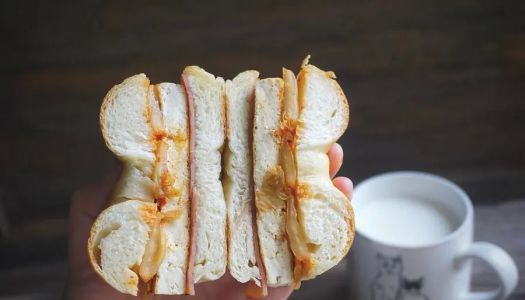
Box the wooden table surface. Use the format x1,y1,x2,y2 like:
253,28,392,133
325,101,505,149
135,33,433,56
0,0,524,299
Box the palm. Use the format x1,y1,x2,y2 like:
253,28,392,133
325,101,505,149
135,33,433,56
65,144,351,299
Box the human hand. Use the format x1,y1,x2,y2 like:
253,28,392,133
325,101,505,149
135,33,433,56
65,143,352,300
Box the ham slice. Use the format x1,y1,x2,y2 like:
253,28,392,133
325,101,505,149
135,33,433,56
138,214,166,282
248,87,268,298
182,73,197,295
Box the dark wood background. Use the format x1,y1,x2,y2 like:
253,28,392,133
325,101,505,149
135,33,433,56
1,0,524,298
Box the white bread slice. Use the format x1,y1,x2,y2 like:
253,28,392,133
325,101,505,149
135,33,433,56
253,78,294,287
100,74,155,204
223,71,263,284
100,74,154,161
182,66,227,283
153,83,190,294
294,62,354,279
90,75,190,295
88,200,158,295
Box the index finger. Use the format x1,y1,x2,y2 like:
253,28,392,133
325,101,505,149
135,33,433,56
328,143,344,178
70,163,122,221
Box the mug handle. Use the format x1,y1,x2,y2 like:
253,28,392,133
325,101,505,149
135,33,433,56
455,242,519,300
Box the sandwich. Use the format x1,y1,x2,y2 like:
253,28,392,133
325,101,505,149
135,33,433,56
253,58,353,291
87,57,354,297
88,75,192,295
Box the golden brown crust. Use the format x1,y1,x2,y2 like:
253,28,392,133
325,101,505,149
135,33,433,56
88,206,111,285
342,197,355,257
87,220,102,280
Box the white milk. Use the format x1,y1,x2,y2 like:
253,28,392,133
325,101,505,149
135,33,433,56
356,197,459,246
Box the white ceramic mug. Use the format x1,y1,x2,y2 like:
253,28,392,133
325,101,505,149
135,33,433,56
348,171,519,300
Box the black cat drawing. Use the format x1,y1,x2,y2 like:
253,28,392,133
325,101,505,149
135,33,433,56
400,277,429,300
370,253,429,300
370,253,403,300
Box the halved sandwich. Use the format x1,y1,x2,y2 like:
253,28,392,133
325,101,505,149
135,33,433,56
252,57,354,288
222,58,354,294
88,67,228,295
88,74,191,295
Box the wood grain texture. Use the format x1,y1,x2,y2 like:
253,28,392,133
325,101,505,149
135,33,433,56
0,0,524,297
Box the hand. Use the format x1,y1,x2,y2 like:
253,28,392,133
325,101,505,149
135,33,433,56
65,143,352,300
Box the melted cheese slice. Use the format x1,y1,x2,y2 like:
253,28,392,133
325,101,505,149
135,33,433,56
281,68,313,287
139,213,166,282
138,84,184,285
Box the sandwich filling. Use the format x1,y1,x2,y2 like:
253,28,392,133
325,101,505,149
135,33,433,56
279,69,313,288
138,84,184,288
181,74,197,295
245,78,269,298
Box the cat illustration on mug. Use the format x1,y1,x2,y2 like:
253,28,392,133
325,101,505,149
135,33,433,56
400,277,428,300
371,253,429,300
371,253,403,300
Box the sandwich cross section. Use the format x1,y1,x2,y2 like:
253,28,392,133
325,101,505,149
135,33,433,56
253,58,354,289
87,59,355,297
88,74,191,295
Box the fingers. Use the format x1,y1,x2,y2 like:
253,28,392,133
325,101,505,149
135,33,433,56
70,163,122,221
68,164,122,271
333,177,353,200
328,143,343,178
266,285,294,300
328,143,352,200
178,273,293,300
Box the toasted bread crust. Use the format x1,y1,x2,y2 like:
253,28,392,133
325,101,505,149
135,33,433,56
342,197,355,256
87,221,104,288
